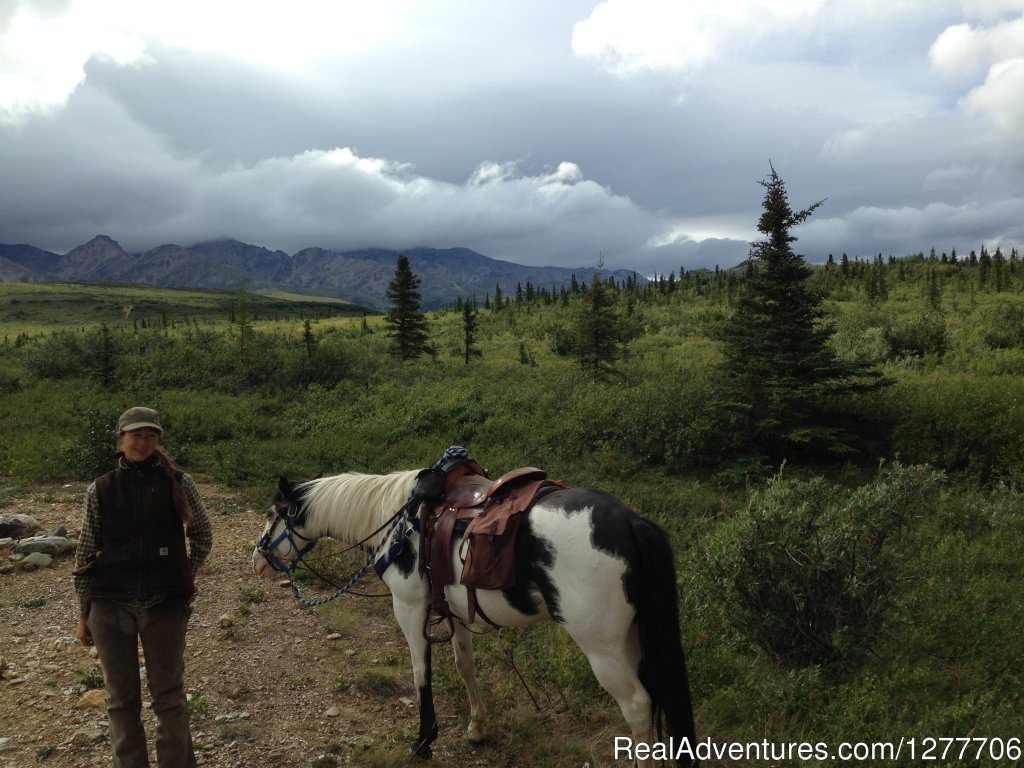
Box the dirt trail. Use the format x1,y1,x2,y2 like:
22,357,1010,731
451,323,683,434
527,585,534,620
0,482,499,768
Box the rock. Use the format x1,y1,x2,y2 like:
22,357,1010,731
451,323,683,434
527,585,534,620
14,536,75,557
325,706,340,717
49,524,68,538
19,552,53,569
325,632,342,641
76,689,107,710
218,614,234,628
214,711,251,722
0,514,42,539
71,726,105,745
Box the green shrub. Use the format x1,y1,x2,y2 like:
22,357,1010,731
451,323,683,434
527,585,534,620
187,689,209,717
885,374,1024,483
75,666,105,690
706,462,942,668
62,406,117,480
23,331,92,380
884,312,948,359
0,368,21,394
979,301,1024,349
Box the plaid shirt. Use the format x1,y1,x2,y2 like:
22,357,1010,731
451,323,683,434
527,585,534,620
74,470,213,616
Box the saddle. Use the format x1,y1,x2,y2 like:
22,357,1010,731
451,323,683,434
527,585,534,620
418,462,566,631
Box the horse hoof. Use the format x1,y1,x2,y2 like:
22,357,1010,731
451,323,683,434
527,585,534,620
412,744,432,760
467,724,486,744
412,723,439,759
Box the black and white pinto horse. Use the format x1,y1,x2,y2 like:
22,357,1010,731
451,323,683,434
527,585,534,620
252,469,697,767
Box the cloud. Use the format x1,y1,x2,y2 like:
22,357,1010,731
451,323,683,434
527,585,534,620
0,0,416,123
962,58,1024,135
800,196,1024,259
929,12,1024,138
0,86,659,266
1,0,1022,279
571,0,825,76
0,0,147,122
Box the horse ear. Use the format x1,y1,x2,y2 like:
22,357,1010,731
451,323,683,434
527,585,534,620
279,476,293,498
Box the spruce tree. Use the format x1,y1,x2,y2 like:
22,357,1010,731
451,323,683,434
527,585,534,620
462,301,479,365
384,255,429,360
302,318,317,357
719,165,889,464
574,266,621,378
233,281,253,354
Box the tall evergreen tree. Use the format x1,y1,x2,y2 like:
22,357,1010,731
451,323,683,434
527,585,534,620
574,266,621,378
718,165,889,464
233,281,253,354
302,318,317,357
462,301,479,365
384,255,429,360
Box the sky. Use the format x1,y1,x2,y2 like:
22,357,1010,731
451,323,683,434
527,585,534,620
1,0,1023,276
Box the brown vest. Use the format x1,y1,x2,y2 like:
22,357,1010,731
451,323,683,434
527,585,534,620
87,463,194,602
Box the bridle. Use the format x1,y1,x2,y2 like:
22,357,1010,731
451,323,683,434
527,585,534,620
256,490,420,608
256,500,317,575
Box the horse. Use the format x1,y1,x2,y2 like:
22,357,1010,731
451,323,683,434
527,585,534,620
251,466,697,767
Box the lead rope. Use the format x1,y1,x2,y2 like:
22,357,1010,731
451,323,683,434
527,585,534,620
287,503,413,608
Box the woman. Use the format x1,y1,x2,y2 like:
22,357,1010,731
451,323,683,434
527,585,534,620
74,406,213,768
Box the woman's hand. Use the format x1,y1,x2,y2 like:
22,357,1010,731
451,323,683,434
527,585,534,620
77,616,93,647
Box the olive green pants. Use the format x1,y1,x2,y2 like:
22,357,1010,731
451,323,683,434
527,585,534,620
87,598,196,768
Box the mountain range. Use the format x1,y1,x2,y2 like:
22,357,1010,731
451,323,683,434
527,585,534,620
0,236,644,310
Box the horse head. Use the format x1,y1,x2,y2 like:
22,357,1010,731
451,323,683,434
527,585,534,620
251,476,317,578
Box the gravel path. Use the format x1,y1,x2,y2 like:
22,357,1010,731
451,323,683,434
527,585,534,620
0,482,499,768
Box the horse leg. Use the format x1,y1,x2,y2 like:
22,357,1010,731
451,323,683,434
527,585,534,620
391,594,439,758
577,626,657,767
451,620,486,743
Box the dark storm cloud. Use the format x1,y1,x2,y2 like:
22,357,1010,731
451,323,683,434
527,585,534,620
1,0,1022,273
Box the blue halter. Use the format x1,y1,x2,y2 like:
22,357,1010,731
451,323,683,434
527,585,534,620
257,505,317,574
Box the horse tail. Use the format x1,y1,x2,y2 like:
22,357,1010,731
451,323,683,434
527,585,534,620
632,517,698,768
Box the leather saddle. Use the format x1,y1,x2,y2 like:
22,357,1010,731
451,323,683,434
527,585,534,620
418,464,566,631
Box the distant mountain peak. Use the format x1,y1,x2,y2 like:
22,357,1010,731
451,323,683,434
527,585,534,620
1,236,647,309
84,234,122,248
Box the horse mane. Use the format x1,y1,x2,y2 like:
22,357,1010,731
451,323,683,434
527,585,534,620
300,470,419,545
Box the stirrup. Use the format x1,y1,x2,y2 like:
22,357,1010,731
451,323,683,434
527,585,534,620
423,609,454,644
